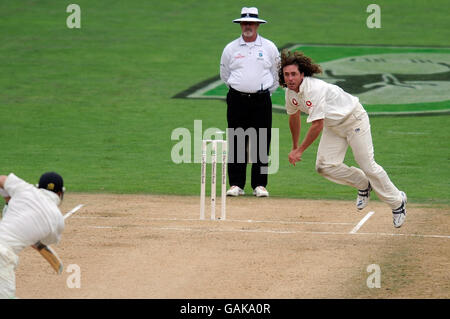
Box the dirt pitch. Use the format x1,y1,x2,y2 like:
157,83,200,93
15,193,450,299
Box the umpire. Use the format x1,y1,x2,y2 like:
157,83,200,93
220,7,279,197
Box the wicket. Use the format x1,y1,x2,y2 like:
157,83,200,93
200,139,227,220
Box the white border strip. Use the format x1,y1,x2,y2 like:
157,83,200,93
187,79,224,98
349,211,375,234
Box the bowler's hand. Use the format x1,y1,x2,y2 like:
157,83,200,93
288,148,303,166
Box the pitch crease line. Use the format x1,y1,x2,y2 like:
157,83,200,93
74,216,352,226
145,226,450,239
350,211,375,234
88,226,119,229
225,218,352,226
355,232,450,239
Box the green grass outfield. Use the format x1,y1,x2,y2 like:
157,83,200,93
0,0,449,205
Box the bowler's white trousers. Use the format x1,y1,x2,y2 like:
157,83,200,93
0,243,18,299
315,103,403,209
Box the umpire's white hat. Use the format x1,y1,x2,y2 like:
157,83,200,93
233,7,267,24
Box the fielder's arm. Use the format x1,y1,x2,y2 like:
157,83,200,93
30,205,84,273
0,176,10,218
0,176,10,201
32,242,63,274
0,175,6,189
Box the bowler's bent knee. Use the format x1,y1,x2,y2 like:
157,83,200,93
315,162,334,177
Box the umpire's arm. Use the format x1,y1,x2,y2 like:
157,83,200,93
220,46,231,85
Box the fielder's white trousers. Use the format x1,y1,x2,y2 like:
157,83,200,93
315,103,403,210
0,243,18,299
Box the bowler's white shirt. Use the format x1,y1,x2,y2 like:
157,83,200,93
285,77,359,122
220,35,279,93
0,174,64,255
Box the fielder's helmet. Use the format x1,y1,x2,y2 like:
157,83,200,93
38,172,65,194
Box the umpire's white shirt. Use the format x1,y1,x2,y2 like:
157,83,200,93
0,173,64,255
220,35,279,93
285,77,360,123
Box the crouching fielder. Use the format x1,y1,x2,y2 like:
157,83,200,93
0,172,65,298
279,50,407,228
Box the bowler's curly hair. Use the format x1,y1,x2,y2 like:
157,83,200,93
278,50,322,87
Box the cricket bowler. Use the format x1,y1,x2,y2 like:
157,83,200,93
279,50,407,228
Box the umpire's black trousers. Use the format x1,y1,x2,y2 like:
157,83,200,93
226,87,272,190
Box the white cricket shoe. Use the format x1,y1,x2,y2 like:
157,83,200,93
226,186,245,197
253,186,269,197
356,183,372,210
392,191,407,228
